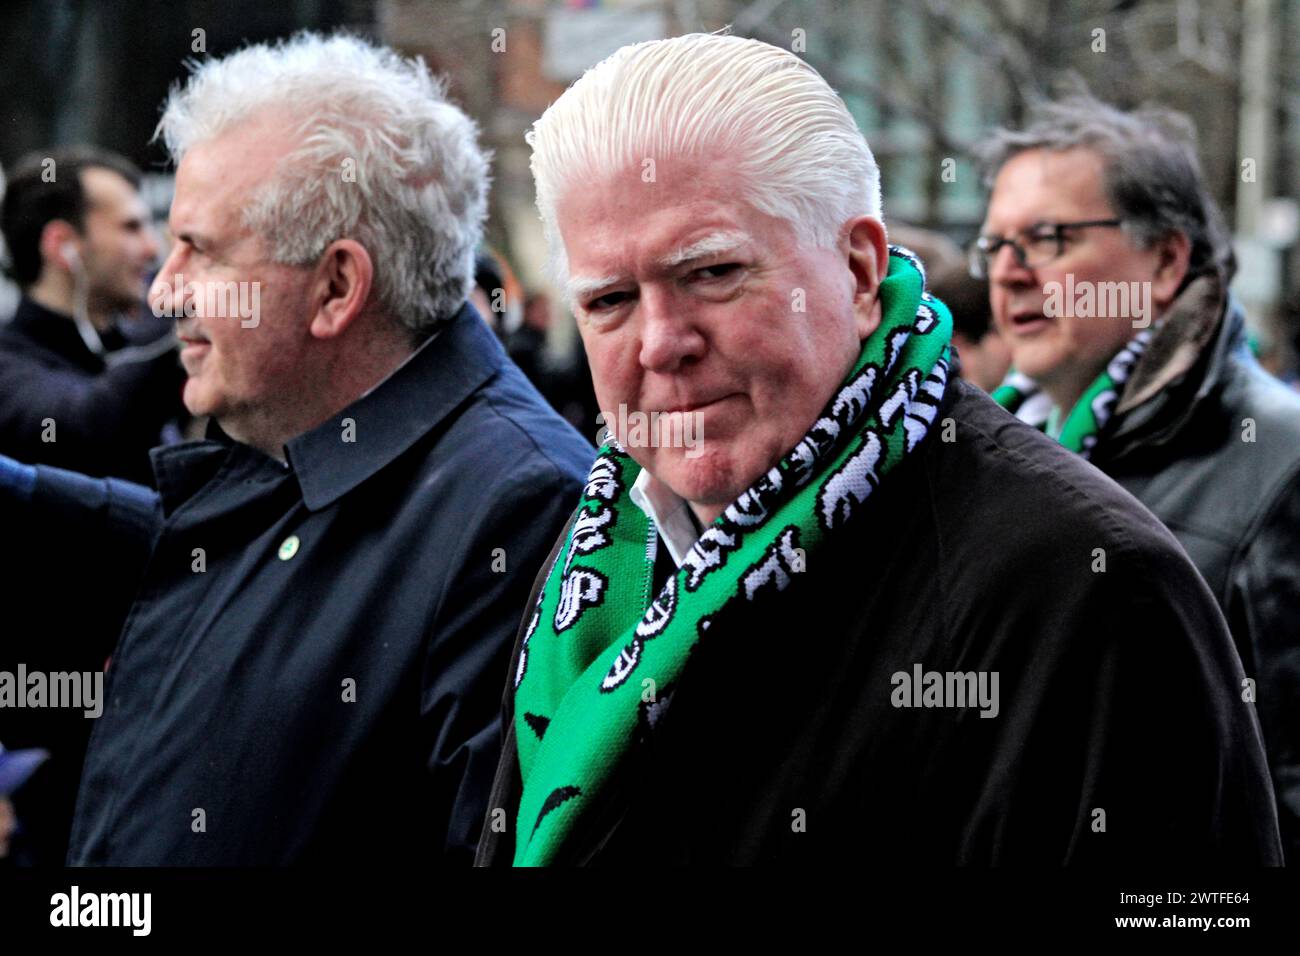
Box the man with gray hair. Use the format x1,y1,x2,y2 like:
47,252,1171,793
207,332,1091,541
975,94,1300,860
0,32,592,865
475,33,1281,866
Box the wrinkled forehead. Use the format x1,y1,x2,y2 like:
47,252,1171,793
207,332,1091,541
553,152,783,262
554,159,794,287
984,147,1112,229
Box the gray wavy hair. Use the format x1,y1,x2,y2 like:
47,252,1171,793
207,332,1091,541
974,93,1235,284
156,32,490,337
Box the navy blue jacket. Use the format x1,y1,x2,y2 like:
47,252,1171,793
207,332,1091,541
5,304,593,865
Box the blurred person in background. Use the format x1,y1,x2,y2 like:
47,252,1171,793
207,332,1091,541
0,147,185,866
929,262,1010,392
506,289,553,390
470,245,523,340
0,147,185,486
472,249,600,441
885,223,1009,391
976,94,1300,860
509,286,600,441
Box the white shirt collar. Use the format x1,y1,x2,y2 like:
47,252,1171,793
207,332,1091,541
628,468,700,567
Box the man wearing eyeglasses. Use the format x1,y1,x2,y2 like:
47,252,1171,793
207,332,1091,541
975,94,1300,862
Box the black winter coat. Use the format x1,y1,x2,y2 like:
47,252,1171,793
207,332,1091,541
0,297,185,485
476,381,1283,865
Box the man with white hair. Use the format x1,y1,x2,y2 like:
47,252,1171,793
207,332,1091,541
0,33,592,865
475,33,1281,865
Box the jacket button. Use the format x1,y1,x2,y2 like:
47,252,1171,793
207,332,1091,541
278,535,300,561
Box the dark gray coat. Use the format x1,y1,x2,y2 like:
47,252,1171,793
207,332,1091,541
1093,301,1300,862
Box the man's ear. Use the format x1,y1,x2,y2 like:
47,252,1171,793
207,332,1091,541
1151,230,1192,310
845,216,889,341
309,239,374,339
38,220,81,274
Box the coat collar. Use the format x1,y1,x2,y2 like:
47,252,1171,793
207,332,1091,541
8,295,107,372
286,302,506,511
151,302,506,514
1101,279,1247,457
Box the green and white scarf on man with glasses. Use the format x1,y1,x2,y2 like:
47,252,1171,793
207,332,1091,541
992,327,1154,458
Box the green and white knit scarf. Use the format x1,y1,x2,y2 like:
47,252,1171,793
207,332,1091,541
511,248,953,866
992,327,1154,458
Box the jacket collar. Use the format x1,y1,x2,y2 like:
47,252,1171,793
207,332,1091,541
150,302,505,514
286,302,505,511
1101,276,1246,457
8,295,107,372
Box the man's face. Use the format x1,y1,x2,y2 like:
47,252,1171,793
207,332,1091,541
153,116,318,434
78,167,160,313
982,148,1167,396
557,157,874,513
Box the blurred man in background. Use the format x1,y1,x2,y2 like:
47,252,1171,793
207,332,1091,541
0,147,184,485
470,246,523,341
0,148,184,866
929,262,1009,392
976,94,1300,860
884,224,1010,393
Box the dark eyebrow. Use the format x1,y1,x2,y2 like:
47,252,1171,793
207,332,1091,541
981,221,1057,239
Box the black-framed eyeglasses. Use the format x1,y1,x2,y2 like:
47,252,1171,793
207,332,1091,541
967,219,1124,279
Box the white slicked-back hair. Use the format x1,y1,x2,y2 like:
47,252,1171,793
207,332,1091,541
157,32,490,337
528,32,882,282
